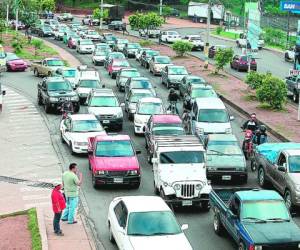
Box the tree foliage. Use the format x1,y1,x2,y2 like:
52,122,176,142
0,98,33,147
256,74,287,110
172,40,193,57
40,0,55,11
93,8,108,20
214,48,234,73
128,12,164,33
245,71,270,89
31,39,43,56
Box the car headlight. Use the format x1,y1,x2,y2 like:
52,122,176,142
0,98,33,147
296,185,300,192
163,182,169,187
128,170,138,175
49,97,58,102
74,141,87,146
98,170,107,175
207,166,216,171
195,127,204,135
115,111,123,118
298,243,300,249
225,128,232,134
254,246,262,250
71,95,79,101
173,184,181,190
195,183,202,190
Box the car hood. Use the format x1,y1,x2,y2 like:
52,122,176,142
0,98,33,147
88,106,121,115
70,131,106,142
7,59,26,65
135,114,151,124
128,233,192,250
206,154,246,168
159,163,207,183
289,173,300,185
93,55,106,60
77,87,95,95
169,75,187,81
93,156,139,171
196,122,231,133
244,221,300,244
80,45,95,49
154,63,173,69
48,90,76,97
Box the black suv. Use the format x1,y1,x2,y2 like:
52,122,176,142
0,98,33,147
37,77,80,113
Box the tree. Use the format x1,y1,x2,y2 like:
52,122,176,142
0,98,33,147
40,0,55,11
214,48,234,73
172,40,193,57
0,19,6,44
256,74,287,110
93,8,109,23
128,12,163,35
162,6,172,17
31,39,43,56
245,71,269,89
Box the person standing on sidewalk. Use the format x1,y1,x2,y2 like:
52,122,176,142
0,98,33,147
51,183,66,236
61,163,83,224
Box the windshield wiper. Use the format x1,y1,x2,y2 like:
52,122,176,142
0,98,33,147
207,149,229,156
243,217,267,223
266,218,290,222
148,232,177,236
128,233,147,236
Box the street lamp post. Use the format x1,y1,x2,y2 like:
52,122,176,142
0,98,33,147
100,0,103,30
160,0,163,16
204,0,211,69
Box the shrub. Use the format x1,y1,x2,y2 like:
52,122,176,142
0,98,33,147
214,48,234,73
245,71,268,89
171,40,193,57
256,74,287,110
264,27,287,49
31,39,43,56
12,38,23,54
216,26,223,35
139,40,154,46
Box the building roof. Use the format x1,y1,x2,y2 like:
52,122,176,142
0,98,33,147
152,114,182,124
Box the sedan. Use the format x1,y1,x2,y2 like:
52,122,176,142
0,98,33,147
76,39,95,54
108,20,123,30
104,52,125,69
123,43,141,58
113,38,129,52
92,50,107,66
140,50,160,69
6,53,28,72
108,196,192,250
38,25,53,37
107,59,130,79
161,65,189,89
116,68,141,91
178,75,206,96
149,55,172,76
60,114,106,154
183,35,204,51
230,55,257,72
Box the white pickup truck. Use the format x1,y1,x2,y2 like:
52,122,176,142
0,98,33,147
151,135,212,210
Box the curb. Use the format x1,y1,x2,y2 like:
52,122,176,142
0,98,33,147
36,207,49,250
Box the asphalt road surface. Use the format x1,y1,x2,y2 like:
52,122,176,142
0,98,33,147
2,35,299,250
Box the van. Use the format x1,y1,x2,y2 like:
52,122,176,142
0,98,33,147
0,81,6,112
0,45,6,72
189,97,234,140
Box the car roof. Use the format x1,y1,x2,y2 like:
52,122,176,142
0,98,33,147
191,84,212,89
131,77,149,81
120,67,137,72
118,196,171,213
194,97,225,109
95,134,130,142
138,97,162,103
236,190,283,201
46,76,65,82
131,88,153,94
207,134,238,141
168,65,185,69
152,114,182,124
45,57,62,61
69,114,97,121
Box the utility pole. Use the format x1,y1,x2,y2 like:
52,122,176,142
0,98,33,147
159,0,163,16
204,0,211,69
287,11,290,48
100,0,103,30
6,4,9,28
15,8,18,31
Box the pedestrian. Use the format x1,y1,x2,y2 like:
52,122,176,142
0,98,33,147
122,22,128,35
61,163,83,224
51,183,66,236
158,32,162,45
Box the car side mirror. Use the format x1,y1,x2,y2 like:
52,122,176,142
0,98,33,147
120,103,125,107
136,150,141,155
73,87,77,90
229,115,234,121
181,224,189,231
152,158,158,164
278,164,287,172
65,128,70,132
2,90,6,96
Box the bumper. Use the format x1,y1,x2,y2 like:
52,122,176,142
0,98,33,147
238,64,257,71
53,101,80,111
8,65,27,71
93,175,140,185
98,117,123,129
72,145,88,154
94,59,105,64
164,195,209,207
207,171,247,181
79,49,93,54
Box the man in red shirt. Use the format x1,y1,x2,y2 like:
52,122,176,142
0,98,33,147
51,183,66,236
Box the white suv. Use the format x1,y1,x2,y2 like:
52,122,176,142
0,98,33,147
161,31,181,43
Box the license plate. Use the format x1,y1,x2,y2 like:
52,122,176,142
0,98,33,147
113,178,123,183
222,175,231,180
182,200,193,206
103,120,110,124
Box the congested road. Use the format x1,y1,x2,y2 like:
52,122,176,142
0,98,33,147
2,31,300,250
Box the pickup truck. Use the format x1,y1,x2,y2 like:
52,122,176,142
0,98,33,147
210,188,300,250
285,75,300,102
31,58,65,77
252,142,300,211
151,135,211,210
88,134,141,188
139,28,160,38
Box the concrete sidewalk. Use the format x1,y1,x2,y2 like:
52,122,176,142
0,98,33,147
0,87,94,250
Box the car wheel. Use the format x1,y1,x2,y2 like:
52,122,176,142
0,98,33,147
69,142,75,155
131,182,140,189
293,90,299,103
60,132,65,143
284,190,293,211
238,241,246,250
44,103,51,113
201,201,210,212
6,65,10,72
213,213,224,236
34,68,39,77
37,94,43,105
154,181,159,195
108,223,115,243
48,71,52,77
92,174,97,188
258,167,267,188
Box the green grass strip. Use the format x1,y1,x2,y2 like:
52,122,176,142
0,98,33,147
28,208,42,250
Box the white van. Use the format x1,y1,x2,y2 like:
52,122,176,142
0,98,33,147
189,97,234,139
0,82,6,112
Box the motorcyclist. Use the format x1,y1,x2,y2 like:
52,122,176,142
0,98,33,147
254,125,268,145
167,88,180,114
183,93,193,112
60,99,74,119
242,113,259,132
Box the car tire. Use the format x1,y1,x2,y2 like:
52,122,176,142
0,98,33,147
285,53,290,62
92,174,97,189
37,94,43,106
48,71,52,77
6,65,11,72
238,241,246,250
293,90,299,103
69,142,75,155
131,182,140,189
34,68,39,77
108,223,115,243
44,103,51,113
60,132,65,143
201,201,210,212
213,213,224,236
74,106,80,113
284,190,293,211
258,167,267,188
154,181,159,195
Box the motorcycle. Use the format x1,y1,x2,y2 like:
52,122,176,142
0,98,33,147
242,129,254,160
167,101,178,115
58,98,74,120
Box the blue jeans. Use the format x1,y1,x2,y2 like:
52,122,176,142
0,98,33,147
62,196,78,223
53,212,62,233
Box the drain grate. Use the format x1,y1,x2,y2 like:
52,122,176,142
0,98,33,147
0,175,55,189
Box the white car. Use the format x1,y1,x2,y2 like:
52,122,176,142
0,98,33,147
134,97,164,135
92,50,107,66
83,30,101,41
60,114,106,154
285,47,295,62
76,77,102,104
107,196,192,250
55,67,78,88
76,39,95,54
161,31,181,43
183,35,204,51
135,48,151,62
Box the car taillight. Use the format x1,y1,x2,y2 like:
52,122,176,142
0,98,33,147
248,245,254,250
251,60,256,65
239,59,247,64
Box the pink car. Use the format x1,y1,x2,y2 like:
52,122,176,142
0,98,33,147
107,59,130,79
6,53,27,72
88,134,141,188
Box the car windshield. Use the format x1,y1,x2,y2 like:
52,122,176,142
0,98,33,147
131,80,152,89
128,44,140,49
168,31,178,36
79,80,100,88
241,56,248,61
146,51,159,57
169,67,188,75
191,88,218,98
95,140,134,157
72,120,103,132
207,142,242,155
6,53,19,61
160,151,204,163
137,102,163,115
198,109,229,123
48,81,71,91
153,127,185,136
190,37,202,41
95,51,106,56
90,96,118,107
187,78,205,84
63,70,76,78
127,211,181,236
121,70,140,78
130,93,153,103
118,39,128,44
47,60,64,66
288,156,300,173
81,40,93,45
111,53,125,59
241,200,290,222
113,60,129,67
155,57,171,64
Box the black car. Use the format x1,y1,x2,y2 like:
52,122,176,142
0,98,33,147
37,77,80,113
108,20,123,30
38,25,53,37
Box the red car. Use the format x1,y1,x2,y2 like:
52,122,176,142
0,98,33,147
67,36,80,49
230,55,257,72
6,53,28,72
88,134,141,188
107,59,130,79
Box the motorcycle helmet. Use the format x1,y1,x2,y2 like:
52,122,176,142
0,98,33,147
259,125,267,133
170,88,175,93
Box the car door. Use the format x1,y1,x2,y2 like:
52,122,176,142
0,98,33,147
41,79,48,101
226,196,240,242
144,117,152,149
112,201,128,250
63,118,72,144
273,153,287,193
